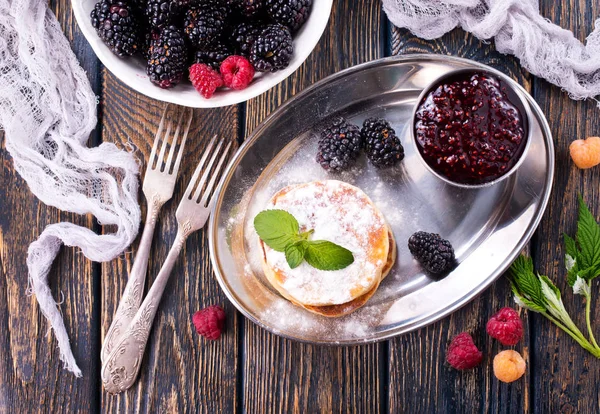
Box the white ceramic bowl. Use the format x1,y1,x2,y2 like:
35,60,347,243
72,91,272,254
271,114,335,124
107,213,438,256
72,1,333,108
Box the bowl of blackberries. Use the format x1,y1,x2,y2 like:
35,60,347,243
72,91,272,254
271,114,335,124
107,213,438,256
72,0,332,107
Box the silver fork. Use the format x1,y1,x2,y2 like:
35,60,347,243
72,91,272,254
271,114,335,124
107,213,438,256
100,105,193,363
101,135,233,394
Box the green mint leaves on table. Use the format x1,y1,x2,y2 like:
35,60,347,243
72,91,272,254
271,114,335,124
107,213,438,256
254,209,354,271
510,195,600,358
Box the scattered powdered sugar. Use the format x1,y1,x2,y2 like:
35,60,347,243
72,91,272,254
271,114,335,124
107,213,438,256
263,180,387,306
369,181,403,227
261,298,329,334
236,132,399,340
259,294,385,341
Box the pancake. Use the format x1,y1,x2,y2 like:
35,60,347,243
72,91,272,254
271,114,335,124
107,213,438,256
258,180,396,317
290,229,396,317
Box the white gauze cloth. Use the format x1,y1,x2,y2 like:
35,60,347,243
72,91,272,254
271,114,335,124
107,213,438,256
382,0,600,103
0,0,141,376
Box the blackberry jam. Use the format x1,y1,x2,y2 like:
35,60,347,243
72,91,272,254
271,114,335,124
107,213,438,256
414,71,527,185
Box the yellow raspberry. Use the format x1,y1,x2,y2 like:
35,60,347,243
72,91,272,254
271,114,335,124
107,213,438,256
493,350,526,383
570,137,600,169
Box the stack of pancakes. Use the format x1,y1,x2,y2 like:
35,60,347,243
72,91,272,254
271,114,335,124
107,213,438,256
258,180,396,317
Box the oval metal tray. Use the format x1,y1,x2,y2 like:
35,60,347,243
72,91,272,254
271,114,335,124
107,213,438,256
208,55,554,344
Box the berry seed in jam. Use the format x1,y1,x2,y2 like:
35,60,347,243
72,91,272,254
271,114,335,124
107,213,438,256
414,71,527,185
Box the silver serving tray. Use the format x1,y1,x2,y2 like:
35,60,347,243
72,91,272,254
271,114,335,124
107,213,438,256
208,55,554,344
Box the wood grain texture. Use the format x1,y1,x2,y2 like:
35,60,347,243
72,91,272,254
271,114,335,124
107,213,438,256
387,27,533,414
530,2,600,413
3,1,599,413
241,1,384,413
99,75,241,413
0,2,102,412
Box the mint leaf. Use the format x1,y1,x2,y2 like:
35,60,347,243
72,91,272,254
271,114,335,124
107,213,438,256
573,276,591,297
254,209,354,271
564,233,578,260
539,275,570,321
576,196,600,274
580,266,600,279
539,274,561,300
299,229,314,240
304,240,354,271
254,209,300,252
285,241,308,269
566,262,579,287
513,289,547,313
510,254,534,277
509,255,546,307
564,233,580,286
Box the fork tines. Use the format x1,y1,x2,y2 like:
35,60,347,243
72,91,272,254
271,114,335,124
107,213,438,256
185,134,233,207
148,105,193,175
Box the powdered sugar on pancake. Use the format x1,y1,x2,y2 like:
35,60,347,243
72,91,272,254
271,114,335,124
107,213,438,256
263,180,388,306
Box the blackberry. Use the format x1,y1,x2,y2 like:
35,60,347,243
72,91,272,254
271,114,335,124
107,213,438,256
90,0,141,57
316,117,363,172
408,231,456,275
362,117,404,169
194,42,232,70
229,0,265,17
250,24,293,72
140,25,161,60
184,5,229,47
230,22,261,57
147,26,188,89
127,0,146,13
197,0,230,8
145,0,190,28
265,0,311,31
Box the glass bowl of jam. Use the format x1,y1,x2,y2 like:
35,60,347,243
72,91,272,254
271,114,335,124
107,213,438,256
412,68,533,188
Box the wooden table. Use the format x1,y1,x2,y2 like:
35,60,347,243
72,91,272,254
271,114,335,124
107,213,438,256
1,0,599,412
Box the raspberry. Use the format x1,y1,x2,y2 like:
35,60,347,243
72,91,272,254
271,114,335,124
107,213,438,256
220,56,255,90
446,332,483,370
189,63,223,99
493,350,526,383
192,305,226,340
486,307,524,345
570,137,600,169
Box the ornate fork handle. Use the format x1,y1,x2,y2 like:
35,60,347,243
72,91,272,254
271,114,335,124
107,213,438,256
101,228,187,394
101,135,231,394
100,194,164,363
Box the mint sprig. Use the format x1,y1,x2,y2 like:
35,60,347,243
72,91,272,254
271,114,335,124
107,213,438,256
254,209,354,271
253,209,301,252
304,240,354,271
285,241,308,269
575,195,600,273
509,195,600,358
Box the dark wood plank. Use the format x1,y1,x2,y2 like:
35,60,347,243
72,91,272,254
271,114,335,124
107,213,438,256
99,75,241,412
241,1,385,413
531,2,600,413
388,27,533,413
0,2,102,412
